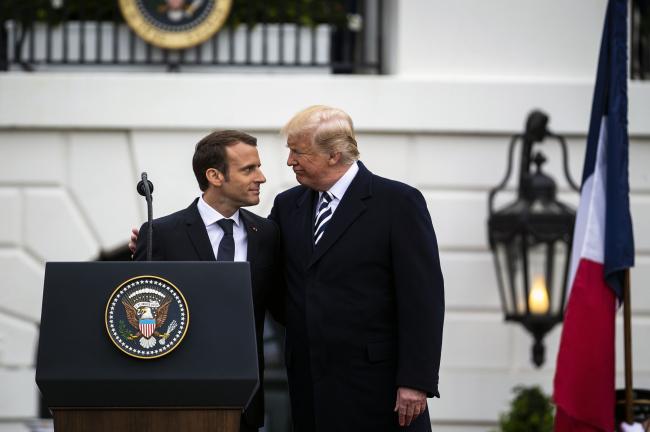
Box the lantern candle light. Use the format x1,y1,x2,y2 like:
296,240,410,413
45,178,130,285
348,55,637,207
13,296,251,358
529,276,550,315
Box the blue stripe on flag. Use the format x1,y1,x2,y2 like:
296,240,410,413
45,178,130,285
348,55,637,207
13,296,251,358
581,0,634,299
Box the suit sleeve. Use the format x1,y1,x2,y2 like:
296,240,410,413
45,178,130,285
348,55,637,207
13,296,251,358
133,221,166,261
391,187,444,398
265,219,287,326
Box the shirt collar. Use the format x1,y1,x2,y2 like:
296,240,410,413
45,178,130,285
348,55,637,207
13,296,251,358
197,195,241,227
323,161,359,201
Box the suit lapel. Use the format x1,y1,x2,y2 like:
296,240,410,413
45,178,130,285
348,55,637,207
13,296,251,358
307,162,372,269
240,209,259,263
184,199,217,261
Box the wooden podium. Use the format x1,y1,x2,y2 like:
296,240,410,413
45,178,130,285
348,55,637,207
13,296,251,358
36,262,260,432
52,408,240,432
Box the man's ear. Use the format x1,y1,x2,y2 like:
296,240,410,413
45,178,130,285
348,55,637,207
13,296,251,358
205,168,225,187
328,152,342,165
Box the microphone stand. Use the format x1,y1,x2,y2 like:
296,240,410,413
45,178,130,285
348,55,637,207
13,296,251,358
136,172,154,261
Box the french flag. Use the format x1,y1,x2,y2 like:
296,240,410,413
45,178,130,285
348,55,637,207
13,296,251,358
553,1,635,431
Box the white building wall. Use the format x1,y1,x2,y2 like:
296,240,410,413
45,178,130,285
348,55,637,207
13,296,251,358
0,1,649,431
387,0,608,79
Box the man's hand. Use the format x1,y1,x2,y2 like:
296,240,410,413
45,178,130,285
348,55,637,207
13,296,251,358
394,387,427,427
129,227,139,254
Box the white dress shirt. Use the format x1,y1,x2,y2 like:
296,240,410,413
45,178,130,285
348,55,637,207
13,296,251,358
197,196,248,261
317,161,359,216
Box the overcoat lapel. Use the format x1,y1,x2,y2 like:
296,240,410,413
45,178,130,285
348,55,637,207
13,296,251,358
183,199,217,261
294,187,317,266
307,162,372,269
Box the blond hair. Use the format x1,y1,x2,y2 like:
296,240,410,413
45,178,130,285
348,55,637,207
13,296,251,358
282,105,360,164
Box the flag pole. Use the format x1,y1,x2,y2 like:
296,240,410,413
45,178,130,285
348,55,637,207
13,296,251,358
623,268,633,424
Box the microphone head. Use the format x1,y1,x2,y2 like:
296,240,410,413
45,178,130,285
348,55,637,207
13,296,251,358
137,180,154,197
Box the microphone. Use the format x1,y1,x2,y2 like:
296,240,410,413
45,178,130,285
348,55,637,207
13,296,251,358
136,172,154,261
136,178,154,197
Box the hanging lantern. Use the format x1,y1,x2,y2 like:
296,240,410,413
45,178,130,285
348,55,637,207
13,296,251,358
487,110,579,367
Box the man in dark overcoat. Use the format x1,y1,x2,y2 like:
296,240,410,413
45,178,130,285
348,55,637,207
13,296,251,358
269,105,445,432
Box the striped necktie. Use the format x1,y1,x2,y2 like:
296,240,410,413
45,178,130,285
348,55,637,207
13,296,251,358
314,191,334,245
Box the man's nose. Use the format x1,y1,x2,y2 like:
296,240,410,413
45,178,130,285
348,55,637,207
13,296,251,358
287,152,296,166
257,169,267,184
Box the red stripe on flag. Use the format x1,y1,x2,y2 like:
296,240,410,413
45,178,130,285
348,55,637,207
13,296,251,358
553,259,616,432
555,407,603,432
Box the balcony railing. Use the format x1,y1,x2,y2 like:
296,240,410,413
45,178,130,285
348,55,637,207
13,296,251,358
0,0,383,73
632,0,650,80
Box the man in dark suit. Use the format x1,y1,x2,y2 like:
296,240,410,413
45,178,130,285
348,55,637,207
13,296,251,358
269,105,445,432
133,130,283,432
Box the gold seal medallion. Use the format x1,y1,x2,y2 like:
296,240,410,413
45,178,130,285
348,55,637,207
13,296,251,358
118,0,232,50
106,275,189,359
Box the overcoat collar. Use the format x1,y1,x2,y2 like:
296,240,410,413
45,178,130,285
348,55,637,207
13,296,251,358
293,188,318,264
306,161,373,268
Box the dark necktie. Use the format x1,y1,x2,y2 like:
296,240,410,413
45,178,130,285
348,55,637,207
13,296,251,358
314,192,333,245
216,219,235,261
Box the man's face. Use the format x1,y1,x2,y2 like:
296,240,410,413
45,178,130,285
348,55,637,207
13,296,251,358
220,142,266,207
286,135,331,191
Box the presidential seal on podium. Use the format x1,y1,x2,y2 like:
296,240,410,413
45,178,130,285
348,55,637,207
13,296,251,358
106,275,190,359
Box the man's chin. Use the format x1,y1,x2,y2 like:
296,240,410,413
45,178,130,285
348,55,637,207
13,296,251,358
295,175,310,187
242,196,260,207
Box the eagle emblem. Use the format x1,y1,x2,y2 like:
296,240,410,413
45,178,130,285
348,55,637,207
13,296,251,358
122,296,172,348
106,276,189,359
118,0,232,50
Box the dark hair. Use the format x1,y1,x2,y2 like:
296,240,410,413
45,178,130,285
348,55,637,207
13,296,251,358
192,130,257,191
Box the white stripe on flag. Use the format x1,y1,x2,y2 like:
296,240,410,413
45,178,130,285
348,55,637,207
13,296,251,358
567,117,608,297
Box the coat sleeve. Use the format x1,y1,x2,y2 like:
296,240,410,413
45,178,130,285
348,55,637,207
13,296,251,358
265,218,287,326
391,187,444,398
133,221,166,261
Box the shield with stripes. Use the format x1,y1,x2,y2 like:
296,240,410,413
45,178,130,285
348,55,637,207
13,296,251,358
107,275,190,359
139,318,156,338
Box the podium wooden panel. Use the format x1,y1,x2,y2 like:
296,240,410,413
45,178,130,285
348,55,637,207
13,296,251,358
52,408,241,432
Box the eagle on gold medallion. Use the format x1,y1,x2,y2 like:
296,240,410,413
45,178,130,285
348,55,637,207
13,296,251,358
118,0,232,50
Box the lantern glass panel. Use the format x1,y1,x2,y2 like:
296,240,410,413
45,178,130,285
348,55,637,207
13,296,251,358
524,239,570,317
495,239,525,316
527,241,551,315
550,241,569,314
